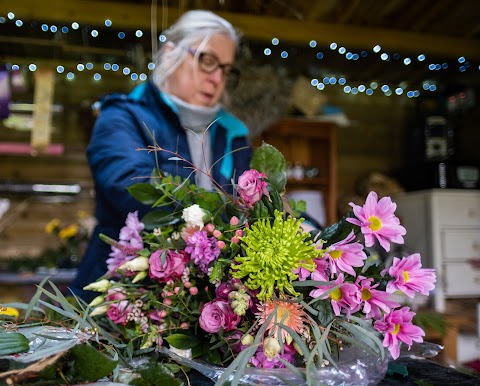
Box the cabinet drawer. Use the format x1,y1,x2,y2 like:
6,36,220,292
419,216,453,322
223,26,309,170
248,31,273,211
435,195,480,226
444,262,480,295
442,229,480,260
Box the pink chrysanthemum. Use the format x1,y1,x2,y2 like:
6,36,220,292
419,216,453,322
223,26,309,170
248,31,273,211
323,230,367,277
310,273,360,317
383,254,436,298
374,306,424,359
347,191,406,252
355,276,400,320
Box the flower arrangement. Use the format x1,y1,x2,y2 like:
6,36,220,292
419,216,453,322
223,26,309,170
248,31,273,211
78,143,436,384
0,144,436,385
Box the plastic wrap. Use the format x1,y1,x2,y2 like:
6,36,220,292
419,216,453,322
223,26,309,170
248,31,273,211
159,344,390,386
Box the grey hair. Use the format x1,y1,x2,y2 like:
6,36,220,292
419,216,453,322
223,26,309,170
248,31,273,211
151,10,240,89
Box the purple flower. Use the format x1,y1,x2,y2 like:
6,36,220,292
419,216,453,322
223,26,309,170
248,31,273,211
119,211,145,242
199,299,241,333
249,342,296,369
215,282,234,299
185,230,220,273
383,254,436,298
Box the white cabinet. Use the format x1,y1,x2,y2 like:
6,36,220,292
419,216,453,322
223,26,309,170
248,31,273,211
393,189,480,312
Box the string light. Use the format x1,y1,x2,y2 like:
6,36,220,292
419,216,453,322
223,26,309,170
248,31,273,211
1,11,477,98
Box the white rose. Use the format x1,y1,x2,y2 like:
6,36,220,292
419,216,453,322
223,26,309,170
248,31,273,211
182,204,208,228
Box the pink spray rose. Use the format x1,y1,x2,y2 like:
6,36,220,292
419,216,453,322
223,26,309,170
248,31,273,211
199,299,241,333
237,169,269,208
149,249,189,283
107,300,133,325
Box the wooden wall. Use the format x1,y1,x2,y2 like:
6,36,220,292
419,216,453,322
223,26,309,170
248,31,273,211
1,72,478,261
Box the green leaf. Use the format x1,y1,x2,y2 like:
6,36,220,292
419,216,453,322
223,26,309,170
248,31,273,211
0,332,29,355
133,361,181,386
318,211,358,246
164,333,201,350
313,299,334,326
250,143,287,193
141,210,181,230
205,347,222,365
70,343,118,381
127,183,162,205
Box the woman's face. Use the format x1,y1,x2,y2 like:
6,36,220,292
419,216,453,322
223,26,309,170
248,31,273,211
163,34,235,107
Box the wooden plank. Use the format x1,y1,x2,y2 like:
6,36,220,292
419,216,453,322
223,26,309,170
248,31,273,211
1,0,479,59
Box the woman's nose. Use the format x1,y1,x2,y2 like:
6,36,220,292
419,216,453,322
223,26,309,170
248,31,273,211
208,67,224,84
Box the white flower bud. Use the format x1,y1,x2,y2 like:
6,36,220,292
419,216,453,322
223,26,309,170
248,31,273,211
83,279,111,292
119,256,149,272
89,305,109,317
241,334,254,346
132,270,148,284
88,295,105,307
263,337,281,359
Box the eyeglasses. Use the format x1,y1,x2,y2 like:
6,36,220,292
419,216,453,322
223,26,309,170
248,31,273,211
187,47,240,88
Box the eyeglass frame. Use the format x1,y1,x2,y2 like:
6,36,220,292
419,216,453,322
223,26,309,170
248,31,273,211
186,47,240,88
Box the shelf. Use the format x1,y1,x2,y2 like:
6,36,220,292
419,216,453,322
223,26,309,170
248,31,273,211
253,118,337,225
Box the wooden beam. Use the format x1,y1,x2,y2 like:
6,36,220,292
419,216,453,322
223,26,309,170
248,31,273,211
1,0,479,59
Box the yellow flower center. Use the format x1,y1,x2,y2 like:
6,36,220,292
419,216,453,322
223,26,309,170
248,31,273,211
361,288,372,301
330,288,342,301
392,324,400,335
330,249,343,259
403,271,409,283
368,216,382,231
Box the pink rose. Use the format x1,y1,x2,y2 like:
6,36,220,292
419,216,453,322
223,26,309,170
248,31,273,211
199,299,241,333
105,287,127,302
107,300,132,325
237,169,269,208
149,249,189,283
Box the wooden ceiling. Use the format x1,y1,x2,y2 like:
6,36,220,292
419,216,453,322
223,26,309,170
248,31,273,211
1,0,480,88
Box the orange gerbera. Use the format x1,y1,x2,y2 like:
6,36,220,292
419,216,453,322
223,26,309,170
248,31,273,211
257,296,308,344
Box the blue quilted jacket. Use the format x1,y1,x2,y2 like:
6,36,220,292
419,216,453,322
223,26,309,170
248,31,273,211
70,81,251,300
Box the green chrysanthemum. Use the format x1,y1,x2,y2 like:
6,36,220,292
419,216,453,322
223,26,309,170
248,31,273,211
232,210,318,300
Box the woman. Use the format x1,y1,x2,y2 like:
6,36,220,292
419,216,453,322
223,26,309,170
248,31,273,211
70,10,251,301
